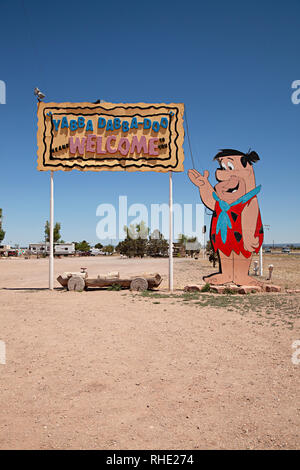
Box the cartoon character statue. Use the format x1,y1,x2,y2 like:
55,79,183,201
188,149,263,286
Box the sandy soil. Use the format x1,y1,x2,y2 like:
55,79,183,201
0,255,299,449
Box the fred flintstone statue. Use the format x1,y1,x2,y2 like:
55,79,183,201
188,149,263,286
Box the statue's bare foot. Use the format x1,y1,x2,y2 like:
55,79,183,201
233,275,263,287
203,273,232,285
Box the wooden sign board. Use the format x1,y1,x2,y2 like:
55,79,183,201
37,102,185,172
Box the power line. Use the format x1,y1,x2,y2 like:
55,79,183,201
184,108,196,169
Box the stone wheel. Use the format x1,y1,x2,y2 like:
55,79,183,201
130,277,148,291
67,275,85,292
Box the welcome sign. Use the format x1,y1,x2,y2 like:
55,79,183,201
37,102,185,172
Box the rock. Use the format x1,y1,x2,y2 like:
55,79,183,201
183,285,203,292
264,284,281,293
238,286,262,294
209,285,226,294
286,289,300,294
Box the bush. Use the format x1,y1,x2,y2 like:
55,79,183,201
223,287,235,295
201,283,211,292
107,283,122,291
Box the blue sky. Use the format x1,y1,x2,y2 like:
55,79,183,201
0,0,299,245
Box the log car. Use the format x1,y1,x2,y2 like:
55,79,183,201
57,271,162,292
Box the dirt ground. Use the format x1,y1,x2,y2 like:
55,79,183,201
0,254,299,449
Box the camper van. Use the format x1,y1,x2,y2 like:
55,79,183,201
54,243,76,255
29,242,75,256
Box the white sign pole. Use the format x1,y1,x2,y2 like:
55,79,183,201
259,245,263,277
49,170,54,290
169,171,173,291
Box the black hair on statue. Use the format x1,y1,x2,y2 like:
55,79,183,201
213,148,260,167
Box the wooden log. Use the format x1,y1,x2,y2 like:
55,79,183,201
96,271,120,280
58,272,162,290
148,273,162,287
67,276,85,292
86,278,131,288
63,271,87,279
57,275,68,287
130,277,148,291
107,271,120,278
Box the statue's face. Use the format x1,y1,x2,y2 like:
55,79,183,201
214,156,255,204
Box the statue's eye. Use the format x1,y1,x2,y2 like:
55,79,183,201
220,161,227,170
228,162,234,170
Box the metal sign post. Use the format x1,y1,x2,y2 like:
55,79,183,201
259,245,263,277
49,171,54,290
169,171,173,292
259,224,270,277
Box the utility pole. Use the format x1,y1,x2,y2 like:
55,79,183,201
260,224,270,276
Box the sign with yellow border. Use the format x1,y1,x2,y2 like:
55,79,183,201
37,102,184,172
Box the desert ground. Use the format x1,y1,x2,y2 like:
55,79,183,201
0,253,299,449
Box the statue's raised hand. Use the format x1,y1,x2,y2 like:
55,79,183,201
188,169,210,187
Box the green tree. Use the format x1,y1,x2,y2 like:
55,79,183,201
206,240,219,268
75,240,91,252
102,244,114,254
116,221,150,258
135,221,150,240
121,221,149,258
0,208,5,244
125,220,149,240
176,234,197,257
178,234,197,244
116,237,136,257
45,220,61,243
95,242,103,249
147,230,169,257
177,233,188,245
135,237,147,258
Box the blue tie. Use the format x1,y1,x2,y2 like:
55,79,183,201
212,185,261,244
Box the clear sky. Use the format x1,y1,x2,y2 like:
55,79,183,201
0,0,299,246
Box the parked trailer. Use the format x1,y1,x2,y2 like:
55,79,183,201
57,271,162,292
29,242,75,256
